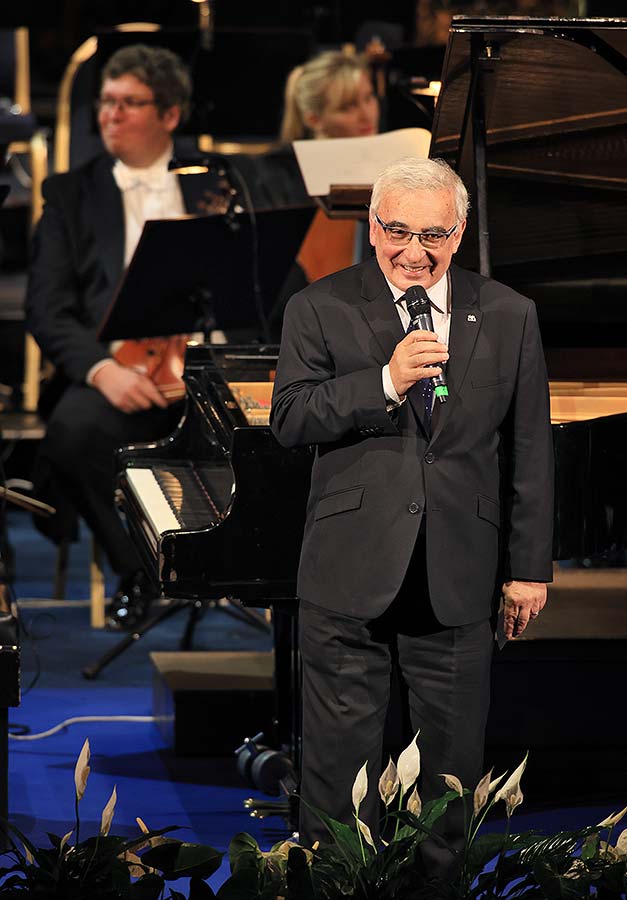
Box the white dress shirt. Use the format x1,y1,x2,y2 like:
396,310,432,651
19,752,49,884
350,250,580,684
381,271,451,404
86,144,185,384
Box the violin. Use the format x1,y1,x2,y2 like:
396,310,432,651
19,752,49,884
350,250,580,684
111,335,191,404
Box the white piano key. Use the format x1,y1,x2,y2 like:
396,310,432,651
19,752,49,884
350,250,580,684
126,468,181,536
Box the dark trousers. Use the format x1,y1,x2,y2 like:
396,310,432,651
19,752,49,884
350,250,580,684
298,537,494,866
38,384,183,575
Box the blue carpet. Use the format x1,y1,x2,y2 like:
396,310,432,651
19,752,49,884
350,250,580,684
5,508,625,894
7,508,282,893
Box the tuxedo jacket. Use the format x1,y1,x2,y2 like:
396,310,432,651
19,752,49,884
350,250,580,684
25,153,215,386
270,256,554,626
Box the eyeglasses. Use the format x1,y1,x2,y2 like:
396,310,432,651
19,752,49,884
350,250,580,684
374,213,458,248
95,96,157,113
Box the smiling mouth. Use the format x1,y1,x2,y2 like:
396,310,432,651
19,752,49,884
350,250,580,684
398,263,430,273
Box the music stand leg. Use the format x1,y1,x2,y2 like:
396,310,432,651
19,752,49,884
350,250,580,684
81,600,188,680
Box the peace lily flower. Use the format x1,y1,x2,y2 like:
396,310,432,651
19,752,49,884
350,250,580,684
473,768,493,817
440,773,464,797
351,761,369,813
495,752,528,817
397,732,421,792
407,785,422,817
597,804,627,829
378,757,400,807
356,817,375,849
74,738,90,801
616,829,627,856
60,831,73,852
100,785,117,836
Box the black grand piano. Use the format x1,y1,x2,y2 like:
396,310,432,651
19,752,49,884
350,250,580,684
117,343,312,604
431,15,627,560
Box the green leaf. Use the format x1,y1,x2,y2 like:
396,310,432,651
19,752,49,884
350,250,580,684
228,832,263,873
301,803,362,868
142,841,223,879
464,831,507,876
533,859,589,899
189,874,218,899
129,872,166,900
420,790,462,829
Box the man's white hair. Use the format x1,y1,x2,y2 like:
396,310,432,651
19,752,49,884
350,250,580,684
370,156,470,223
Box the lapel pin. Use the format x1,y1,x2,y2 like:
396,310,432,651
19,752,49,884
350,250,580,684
467,313,477,322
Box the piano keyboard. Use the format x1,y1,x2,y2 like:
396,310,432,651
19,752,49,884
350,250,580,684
126,464,232,539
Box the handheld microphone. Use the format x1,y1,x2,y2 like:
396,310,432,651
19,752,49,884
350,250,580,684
405,285,449,403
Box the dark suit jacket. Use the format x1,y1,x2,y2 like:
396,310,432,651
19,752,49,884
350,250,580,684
270,257,554,626
25,152,215,386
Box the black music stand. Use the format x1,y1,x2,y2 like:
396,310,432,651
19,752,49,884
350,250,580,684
99,205,315,344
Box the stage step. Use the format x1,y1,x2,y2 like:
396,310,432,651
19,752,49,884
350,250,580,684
151,650,275,756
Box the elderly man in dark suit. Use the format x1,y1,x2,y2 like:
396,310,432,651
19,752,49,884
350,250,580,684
270,156,554,858
26,44,215,628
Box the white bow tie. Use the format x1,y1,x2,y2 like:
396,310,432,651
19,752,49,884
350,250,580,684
113,160,172,193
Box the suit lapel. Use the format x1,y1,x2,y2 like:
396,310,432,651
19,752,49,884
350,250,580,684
357,258,430,437
431,264,482,440
358,257,404,366
89,157,124,288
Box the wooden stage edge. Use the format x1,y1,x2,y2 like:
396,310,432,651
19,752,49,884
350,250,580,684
521,563,627,641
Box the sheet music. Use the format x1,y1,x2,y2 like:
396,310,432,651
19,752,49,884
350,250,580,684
293,128,432,197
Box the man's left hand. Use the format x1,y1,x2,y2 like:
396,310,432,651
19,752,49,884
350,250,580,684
502,580,547,639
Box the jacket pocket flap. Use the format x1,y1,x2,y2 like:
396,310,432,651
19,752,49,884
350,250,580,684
314,486,365,521
477,494,501,528
471,375,509,389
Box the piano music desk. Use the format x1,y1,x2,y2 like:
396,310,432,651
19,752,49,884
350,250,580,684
550,381,627,424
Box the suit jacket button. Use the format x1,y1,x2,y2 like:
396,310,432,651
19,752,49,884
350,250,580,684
424,452,435,464
408,502,420,514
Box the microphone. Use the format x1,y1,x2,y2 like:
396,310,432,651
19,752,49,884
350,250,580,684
405,285,449,403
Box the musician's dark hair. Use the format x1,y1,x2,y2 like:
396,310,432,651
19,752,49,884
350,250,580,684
101,44,192,121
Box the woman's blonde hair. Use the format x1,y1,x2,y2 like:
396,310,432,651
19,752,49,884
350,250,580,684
279,49,371,143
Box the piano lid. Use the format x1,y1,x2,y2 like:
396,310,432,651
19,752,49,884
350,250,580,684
430,16,627,282
433,16,627,169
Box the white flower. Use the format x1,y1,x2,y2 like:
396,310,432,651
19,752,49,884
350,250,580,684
440,773,464,797
356,817,375,848
615,829,627,856
488,772,507,793
473,769,493,816
378,757,399,807
351,761,369,812
74,738,90,801
407,785,422,816
397,732,421,791
60,830,73,851
100,785,117,836
597,805,627,829
495,753,527,816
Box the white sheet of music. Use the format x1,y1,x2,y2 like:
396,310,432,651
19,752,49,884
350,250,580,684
293,127,432,198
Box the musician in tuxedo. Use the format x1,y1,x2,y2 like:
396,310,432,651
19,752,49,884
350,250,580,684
270,157,554,861
26,44,215,628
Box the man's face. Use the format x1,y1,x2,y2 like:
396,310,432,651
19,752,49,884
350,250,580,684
98,73,180,168
369,186,466,292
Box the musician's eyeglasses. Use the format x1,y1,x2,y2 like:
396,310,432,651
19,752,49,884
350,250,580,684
95,96,157,113
374,213,458,248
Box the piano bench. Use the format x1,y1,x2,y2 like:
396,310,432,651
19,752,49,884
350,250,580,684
151,650,275,757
